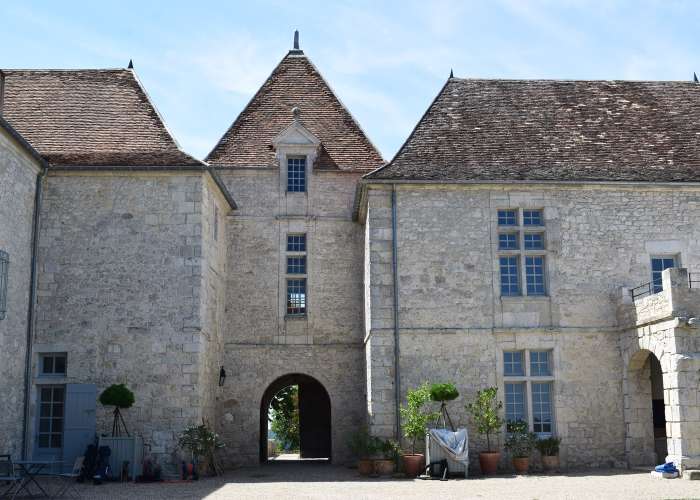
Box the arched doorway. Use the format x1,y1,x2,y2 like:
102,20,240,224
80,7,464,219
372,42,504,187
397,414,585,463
260,373,331,463
625,349,667,466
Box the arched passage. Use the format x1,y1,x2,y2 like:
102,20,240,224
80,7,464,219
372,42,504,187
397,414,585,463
624,349,667,466
260,373,332,463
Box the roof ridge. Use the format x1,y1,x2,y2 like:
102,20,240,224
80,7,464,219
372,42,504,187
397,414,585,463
451,77,700,84
2,68,129,73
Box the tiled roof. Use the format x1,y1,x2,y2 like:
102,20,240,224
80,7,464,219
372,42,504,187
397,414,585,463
1,69,202,167
206,51,384,171
366,78,700,182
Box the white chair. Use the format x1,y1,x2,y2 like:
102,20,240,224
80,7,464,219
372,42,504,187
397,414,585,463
53,456,84,498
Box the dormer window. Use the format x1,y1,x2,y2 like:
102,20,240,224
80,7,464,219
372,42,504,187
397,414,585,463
287,157,306,193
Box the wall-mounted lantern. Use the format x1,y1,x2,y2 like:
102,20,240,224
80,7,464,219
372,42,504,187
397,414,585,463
218,366,226,387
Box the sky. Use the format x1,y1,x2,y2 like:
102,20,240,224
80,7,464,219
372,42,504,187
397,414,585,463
2,1,699,161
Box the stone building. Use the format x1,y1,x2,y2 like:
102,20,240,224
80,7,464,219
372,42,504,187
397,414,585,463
1,38,700,475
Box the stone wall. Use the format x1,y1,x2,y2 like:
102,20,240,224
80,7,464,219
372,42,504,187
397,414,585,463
217,167,367,465
363,183,700,469
31,171,216,467
0,128,41,456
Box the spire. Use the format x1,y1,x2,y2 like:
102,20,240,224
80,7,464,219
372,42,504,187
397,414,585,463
127,59,133,69
290,30,303,55
450,68,454,78
694,72,698,83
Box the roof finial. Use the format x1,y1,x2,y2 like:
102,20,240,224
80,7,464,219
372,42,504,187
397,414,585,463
694,72,698,83
294,30,300,50
450,68,454,78
128,59,134,69
292,106,301,120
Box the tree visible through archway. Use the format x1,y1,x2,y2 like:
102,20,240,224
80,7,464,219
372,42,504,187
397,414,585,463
268,385,300,459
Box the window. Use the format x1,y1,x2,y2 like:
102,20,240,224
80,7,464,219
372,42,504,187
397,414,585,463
287,157,306,193
0,250,7,320
287,234,306,252
287,256,306,274
525,256,546,296
504,351,524,376
498,233,518,250
503,349,555,437
286,279,306,315
523,209,543,226
496,209,548,297
499,256,520,296
40,353,67,376
497,210,517,226
651,256,676,294
286,233,307,316
213,205,219,241
523,233,544,250
38,386,64,449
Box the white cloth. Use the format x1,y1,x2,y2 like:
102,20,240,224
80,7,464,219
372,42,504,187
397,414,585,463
428,428,469,463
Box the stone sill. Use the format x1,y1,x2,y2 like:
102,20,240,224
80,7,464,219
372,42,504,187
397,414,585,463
285,314,307,321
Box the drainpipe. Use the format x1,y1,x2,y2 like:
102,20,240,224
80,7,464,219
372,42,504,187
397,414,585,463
21,168,46,460
391,185,401,441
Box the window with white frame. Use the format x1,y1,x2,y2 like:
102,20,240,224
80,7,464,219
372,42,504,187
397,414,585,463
497,209,548,297
39,353,67,376
0,250,8,320
287,157,306,193
503,349,554,436
286,233,307,316
650,255,677,294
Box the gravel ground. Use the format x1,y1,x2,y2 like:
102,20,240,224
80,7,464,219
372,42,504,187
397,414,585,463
16,463,700,499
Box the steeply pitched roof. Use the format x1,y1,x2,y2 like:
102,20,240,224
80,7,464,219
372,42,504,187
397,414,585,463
366,78,700,182
206,51,384,171
0,115,47,168
1,69,202,167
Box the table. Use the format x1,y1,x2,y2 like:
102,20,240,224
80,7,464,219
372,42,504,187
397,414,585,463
12,460,62,498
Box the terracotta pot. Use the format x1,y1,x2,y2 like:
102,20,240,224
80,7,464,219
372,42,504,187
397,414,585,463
541,455,559,472
402,454,425,477
358,459,374,476
373,459,394,476
479,451,500,475
512,457,530,474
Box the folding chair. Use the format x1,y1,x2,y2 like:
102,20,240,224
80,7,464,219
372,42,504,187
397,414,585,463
53,456,84,498
0,455,22,500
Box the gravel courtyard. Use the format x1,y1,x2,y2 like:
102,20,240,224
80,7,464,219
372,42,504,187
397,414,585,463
23,463,700,499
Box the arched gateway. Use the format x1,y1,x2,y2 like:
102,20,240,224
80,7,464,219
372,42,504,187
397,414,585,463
259,374,332,462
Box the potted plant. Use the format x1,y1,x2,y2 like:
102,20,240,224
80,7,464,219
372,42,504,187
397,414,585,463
178,422,225,476
536,436,561,472
504,420,537,474
99,384,135,436
373,438,399,476
429,383,459,430
348,427,377,476
400,383,440,477
466,387,504,475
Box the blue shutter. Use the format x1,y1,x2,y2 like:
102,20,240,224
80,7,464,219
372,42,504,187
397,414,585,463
62,384,96,473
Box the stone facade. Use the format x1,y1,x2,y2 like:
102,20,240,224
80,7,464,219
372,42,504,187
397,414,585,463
0,127,42,456
362,183,700,470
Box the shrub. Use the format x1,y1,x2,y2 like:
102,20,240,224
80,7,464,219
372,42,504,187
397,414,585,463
178,423,225,475
465,387,504,452
400,383,440,454
504,420,537,458
536,436,561,456
429,383,459,403
347,427,377,459
99,384,135,408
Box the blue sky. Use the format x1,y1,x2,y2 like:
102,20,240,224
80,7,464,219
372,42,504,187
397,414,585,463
2,1,699,161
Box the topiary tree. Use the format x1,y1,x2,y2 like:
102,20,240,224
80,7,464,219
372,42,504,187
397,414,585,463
400,382,440,454
429,382,459,430
99,384,135,436
466,387,504,452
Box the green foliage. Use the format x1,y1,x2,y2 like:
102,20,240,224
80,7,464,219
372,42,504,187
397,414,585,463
504,420,537,458
535,436,561,456
466,387,504,452
269,386,300,451
429,383,459,403
99,384,135,409
347,427,378,459
400,382,440,454
378,438,401,461
178,423,225,465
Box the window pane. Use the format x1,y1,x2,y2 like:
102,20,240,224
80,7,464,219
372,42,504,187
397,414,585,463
651,257,676,294
505,382,526,425
498,233,518,250
497,210,517,226
500,256,520,296
525,256,546,296
40,403,51,417
38,435,49,448
53,387,64,402
287,256,306,274
523,233,544,250
523,210,543,226
287,158,306,193
39,418,51,433
50,433,62,449
530,351,551,376
287,234,306,252
503,351,524,376
41,387,52,401
54,355,66,375
532,382,553,434
286,279,306,315
42,356,54,374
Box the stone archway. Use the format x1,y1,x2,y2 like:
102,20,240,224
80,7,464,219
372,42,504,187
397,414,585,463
259,373,332,463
